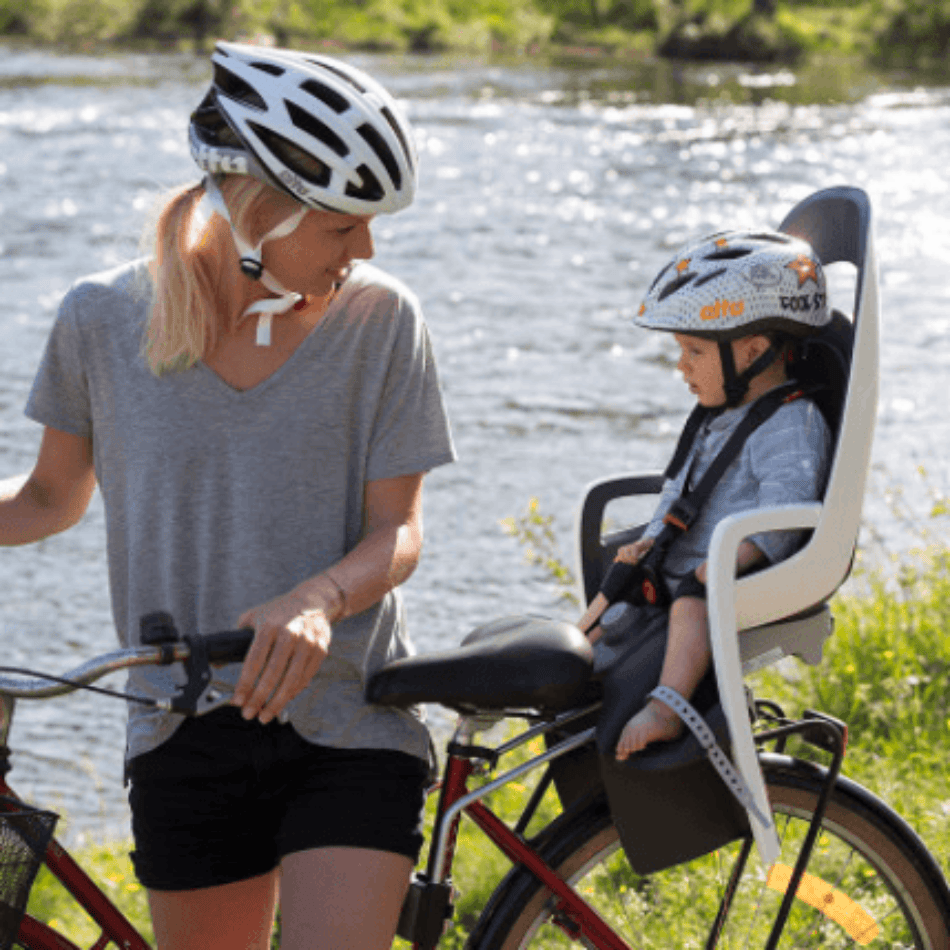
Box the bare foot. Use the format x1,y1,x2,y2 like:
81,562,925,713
615,699,683,760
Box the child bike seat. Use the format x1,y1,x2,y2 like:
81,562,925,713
573,186,880,869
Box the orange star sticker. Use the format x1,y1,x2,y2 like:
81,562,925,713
715,238,729,249
786,255,819,287
638,303,647,316
675,258,691,274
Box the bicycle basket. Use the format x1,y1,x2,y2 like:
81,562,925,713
0,798,58,950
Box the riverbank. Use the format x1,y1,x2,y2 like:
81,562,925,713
1,1,949,74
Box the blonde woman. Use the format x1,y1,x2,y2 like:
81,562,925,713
0,43,454,949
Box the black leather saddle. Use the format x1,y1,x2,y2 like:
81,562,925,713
365,615,594,715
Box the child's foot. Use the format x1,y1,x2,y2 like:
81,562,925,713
615,699,683,760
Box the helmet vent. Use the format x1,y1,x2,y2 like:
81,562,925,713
308,59,367,94
301,79,349,114
286,101,349,157
251,62,285,77
705,247,752,261
357,123,401,189
694,267,727,287
191,94,244,148
647,262,672,294
214,64,267,111
658,271,696,301
748,232,792,244
380,106,415,172
248,121,332,186
345,164,384,202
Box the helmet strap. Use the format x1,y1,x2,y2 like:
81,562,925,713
718,340,780,408
202,176,308,346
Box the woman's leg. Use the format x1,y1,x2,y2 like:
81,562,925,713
147,870,279,950
615,595,710,759
279,846,414,950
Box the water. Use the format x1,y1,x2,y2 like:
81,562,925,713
1,46,949,842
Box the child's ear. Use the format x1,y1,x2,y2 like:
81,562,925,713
733,333,770,367
748,333,773,360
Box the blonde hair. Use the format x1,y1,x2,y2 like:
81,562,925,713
142,176,282,375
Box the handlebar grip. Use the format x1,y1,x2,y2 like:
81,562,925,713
202,628,255,664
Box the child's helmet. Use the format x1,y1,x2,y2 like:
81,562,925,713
635,230,832,406
189,42,417,216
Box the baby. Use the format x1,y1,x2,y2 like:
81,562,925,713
578,229,833,760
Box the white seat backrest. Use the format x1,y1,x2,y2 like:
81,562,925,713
705,186,880,867
728,187,880,629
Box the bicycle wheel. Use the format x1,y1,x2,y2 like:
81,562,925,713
471,755,950,949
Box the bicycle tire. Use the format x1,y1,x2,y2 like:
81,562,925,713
470,754,950,949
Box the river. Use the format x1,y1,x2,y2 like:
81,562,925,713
1,45,948,842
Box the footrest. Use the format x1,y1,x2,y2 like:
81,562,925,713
650,686,771,831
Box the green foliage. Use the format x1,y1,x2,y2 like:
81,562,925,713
755,545,950,767
865,0,950,69
0,0,936,63
500,497,579,607
1,0,139,45
126,0,245,49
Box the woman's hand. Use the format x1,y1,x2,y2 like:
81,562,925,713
232,584,339,724
230,473,424,724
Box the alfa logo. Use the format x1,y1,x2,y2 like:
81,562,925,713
701,298,745,321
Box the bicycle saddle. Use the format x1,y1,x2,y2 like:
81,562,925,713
365,615,594,714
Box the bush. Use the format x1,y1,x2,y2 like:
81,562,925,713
866,0,950,69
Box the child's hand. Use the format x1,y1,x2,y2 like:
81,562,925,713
695,560,707,584
615,537,654,565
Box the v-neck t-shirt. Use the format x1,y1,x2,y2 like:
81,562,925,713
25,259,456,763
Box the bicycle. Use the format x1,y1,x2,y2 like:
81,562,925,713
0,612,947,950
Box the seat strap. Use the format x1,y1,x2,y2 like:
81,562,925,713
650,685,772,832
655,380,819,543
600,382,819,608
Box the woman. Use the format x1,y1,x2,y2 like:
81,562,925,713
0,43,454,949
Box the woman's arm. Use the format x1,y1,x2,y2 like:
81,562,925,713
233,472,425,724
0,427,96,545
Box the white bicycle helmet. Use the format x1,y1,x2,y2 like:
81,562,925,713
190,42,417,217
188,43,418,344
635,230,831,405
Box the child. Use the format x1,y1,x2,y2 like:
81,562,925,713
577,229,833,761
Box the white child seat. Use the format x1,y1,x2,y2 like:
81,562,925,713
573,186,880,866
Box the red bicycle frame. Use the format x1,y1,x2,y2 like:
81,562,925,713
0,779,150,950
420,741,631,950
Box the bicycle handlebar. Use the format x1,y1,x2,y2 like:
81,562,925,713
0,627,255,705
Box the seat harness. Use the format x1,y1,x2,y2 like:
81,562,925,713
599,379,820,609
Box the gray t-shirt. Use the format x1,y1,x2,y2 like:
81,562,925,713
642,395,831,583
26,259,456,763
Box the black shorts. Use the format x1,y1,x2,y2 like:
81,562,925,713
127,707,430,891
